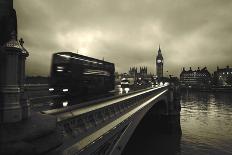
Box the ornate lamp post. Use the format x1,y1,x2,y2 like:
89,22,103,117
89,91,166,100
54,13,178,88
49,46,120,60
0,0,30,123
0,1,62,154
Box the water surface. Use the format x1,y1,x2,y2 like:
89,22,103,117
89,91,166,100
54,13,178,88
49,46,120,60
122,91,232,155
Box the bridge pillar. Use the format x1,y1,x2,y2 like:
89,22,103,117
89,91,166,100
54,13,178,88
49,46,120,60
0,0,30,123
168,84,181,115
0,2,62,154
165,85,182,134
0,39,29,123
148,85,181,134
167,85,181,115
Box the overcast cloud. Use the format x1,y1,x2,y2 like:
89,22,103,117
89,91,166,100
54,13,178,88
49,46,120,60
14,0,232,76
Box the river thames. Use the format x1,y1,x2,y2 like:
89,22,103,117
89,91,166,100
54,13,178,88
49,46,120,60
122,91,232,155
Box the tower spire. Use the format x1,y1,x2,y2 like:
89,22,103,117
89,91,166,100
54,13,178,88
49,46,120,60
158,44,161,54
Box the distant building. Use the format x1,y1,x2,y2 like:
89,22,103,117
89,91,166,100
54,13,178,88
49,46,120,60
129,67,138,77
212,66,232,86
180,67,211,88
156,45,164,78
128,66,148,78
139,67,148,77
127,66,152,85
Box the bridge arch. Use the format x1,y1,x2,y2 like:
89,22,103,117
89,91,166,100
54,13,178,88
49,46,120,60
109,95,172,155
121,99,180,155
148,99,169,116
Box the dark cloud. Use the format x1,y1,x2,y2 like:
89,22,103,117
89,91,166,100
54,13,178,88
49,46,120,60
14,0,232,76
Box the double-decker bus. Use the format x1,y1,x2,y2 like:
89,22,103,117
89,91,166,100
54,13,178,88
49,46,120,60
50,52,115,102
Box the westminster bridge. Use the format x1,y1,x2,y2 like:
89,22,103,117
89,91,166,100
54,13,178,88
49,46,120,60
0,1,181,155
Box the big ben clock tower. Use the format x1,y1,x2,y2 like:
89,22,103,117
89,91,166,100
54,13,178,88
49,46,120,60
156,45,164,78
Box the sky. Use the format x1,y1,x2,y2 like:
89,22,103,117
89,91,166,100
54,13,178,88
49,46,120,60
14,0,232,76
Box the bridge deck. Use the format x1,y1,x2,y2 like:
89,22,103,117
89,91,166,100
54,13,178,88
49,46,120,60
65,89,168,154
41,86,169,155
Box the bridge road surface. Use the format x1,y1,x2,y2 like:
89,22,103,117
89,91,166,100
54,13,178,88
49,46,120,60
27,84,152,112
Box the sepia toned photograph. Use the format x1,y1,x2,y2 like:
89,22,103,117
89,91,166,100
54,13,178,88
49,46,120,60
0,0,232,155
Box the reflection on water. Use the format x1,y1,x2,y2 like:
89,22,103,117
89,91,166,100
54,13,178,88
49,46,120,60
122,91,232,155
181,91,232,155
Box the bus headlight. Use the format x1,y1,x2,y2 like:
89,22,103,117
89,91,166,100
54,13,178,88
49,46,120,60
63,101,68,107
62,89,69,92
49,88,54,91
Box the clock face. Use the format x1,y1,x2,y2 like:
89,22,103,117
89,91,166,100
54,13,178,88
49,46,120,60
157,59,162,63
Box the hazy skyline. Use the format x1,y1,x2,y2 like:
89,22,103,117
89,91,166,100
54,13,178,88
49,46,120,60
15,0,232,76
